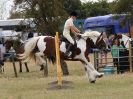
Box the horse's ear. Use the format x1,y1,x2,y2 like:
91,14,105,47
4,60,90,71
118,34,122,39
102,32,107,37
101,32,103,36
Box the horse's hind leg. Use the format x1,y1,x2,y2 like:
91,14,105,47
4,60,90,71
40,64,48,77
61,60,69,76
24,62,29,72
40,65,44,71
40,58,48,77
19,61,22,72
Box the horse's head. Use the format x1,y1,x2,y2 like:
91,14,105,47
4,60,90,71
5,38,23,51
81,31,109,50
111,34,131,48
5,39,13,51
95,32,109,50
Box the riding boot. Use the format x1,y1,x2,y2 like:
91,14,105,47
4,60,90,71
65,43,73,57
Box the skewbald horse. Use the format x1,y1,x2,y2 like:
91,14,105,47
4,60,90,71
5,38,46,72
5,39,30,72
19,31,109,83
112,34,132,49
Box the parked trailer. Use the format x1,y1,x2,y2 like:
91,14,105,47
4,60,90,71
83,14,130,36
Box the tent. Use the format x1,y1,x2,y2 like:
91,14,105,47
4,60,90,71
0,30,19,40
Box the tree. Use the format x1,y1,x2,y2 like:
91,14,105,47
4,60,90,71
64,0,81,15
112,0,133,25
10,0,82,35
80,0,111,18
10,11,26,19
113,0,133,14
11,0,68,35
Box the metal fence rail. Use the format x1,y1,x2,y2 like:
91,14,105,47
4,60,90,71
93,42,133,74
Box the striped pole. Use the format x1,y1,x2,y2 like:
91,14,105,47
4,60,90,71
55,32,62,86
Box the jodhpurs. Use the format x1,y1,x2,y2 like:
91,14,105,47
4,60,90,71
63,33,74,45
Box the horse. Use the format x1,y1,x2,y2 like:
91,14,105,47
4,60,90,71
5,38,71,76
111,34,132,48
4,38,30,73
19,31,109,83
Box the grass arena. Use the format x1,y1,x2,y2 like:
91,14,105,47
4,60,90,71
0,53,133,99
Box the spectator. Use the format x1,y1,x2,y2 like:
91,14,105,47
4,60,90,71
0,38,5,66
27,28,34,39
111,38,126,73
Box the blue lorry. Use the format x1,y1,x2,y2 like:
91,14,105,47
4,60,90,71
83,14,130,35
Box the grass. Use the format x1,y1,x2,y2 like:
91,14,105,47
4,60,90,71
0,56,133,99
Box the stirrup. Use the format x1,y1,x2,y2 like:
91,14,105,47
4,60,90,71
65,51,72,57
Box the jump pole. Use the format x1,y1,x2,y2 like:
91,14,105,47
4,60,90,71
47,32,72,90
55,32,62,86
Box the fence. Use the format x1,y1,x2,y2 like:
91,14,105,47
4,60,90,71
93,42,133,74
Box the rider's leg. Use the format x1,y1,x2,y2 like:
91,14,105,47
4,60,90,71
63,34,75,56
65,43,73,56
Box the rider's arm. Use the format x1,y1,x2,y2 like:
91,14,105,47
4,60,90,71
70,26,81,34
66,18,81,34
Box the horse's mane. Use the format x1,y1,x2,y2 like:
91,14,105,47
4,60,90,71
82,31,101,37
122,34,130,39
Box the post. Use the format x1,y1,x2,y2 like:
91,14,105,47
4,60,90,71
55,32,62,86
93,49,99,70
11,52,17,77
129,41,132,72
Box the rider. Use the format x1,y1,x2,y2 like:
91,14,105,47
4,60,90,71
63,11,81,56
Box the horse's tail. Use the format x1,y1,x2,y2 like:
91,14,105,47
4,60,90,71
19,37,40,62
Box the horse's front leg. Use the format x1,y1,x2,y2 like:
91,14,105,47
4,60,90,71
80,53,103,83
24,62,29,72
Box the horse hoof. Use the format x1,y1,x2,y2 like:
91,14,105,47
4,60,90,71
90,80,96,84
40,68,44,71
96,74,103,78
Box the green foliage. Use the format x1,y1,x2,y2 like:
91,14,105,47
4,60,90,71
113,0,133,14
80,0,111,18
9,11,26,19
112,0,133,25
12,0,68,36
64,0,81,14
10,0,82,35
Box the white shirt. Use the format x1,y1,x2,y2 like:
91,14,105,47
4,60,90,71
63,18,75,35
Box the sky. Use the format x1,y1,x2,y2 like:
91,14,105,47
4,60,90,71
0,0,14,19
0,0,114,20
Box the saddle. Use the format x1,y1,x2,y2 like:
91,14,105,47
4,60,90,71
60,36,77,58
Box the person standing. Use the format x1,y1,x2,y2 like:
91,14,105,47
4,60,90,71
111,38,124,73
0,38,5,66
27,28,34,39
63,11,81,56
